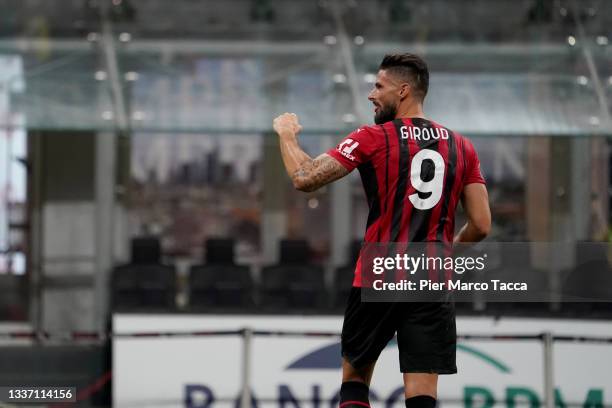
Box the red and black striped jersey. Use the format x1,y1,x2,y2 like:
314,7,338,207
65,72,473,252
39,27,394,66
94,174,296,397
327,117,486,287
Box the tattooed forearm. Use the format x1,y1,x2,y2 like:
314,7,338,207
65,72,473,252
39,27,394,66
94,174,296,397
292,154,349,192
276,126,349,191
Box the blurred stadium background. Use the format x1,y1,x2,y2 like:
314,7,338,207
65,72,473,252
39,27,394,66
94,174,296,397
0,0,611,407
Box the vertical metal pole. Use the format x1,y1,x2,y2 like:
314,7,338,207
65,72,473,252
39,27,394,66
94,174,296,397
261,133,287,265
4,118,12,271
95,0,126,335
325,135,352,269
29,130,44,340
570,0,612,132
326,0,360,286
543,332,555,408
94,130,116,335
240,327,253,408
328,0,369,124
100,4,129,132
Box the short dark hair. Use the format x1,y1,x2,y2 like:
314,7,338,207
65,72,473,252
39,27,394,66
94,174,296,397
379,53,429,101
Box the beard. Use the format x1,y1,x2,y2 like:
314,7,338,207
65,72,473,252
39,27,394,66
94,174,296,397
374,103,397,125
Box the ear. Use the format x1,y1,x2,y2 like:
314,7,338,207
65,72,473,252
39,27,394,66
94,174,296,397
398,83,411,100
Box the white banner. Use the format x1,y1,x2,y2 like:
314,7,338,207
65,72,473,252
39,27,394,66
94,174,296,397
113,315,612,408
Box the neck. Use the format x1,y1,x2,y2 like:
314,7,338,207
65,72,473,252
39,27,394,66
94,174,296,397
396,103,425,120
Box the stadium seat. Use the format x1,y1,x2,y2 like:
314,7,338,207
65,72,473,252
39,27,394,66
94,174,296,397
260,239,325,311
111,237,176,310
0,274,28,320
204,238,235,264
189,238,254,309
476,243,549,316
561,241,612,316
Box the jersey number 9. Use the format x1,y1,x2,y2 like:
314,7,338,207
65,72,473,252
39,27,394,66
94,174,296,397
408,149,445,210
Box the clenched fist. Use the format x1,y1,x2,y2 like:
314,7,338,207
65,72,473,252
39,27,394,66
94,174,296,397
273,112,303,139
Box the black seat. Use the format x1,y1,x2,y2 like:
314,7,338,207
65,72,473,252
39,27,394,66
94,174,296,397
479,242,553,316
0,274,28,320
189,238,253,309
204,239,235,264
112,237,176,310
260,239,325,310
561,241,612,316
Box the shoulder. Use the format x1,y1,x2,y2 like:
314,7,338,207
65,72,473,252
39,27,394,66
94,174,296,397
429,120,456,138
352,123,388,142
430,121,478,155
343,124,385,146
352,124,380,136
453,131,476,149
450,131,480,161
434,123,472,149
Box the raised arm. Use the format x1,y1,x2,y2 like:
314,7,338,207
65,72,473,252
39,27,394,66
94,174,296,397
454,183,491,243
273,113,349,192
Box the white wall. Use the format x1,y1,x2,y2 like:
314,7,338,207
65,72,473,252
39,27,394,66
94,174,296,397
114,314,612,408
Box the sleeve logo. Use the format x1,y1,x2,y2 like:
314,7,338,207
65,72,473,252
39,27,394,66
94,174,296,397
337,139,359,161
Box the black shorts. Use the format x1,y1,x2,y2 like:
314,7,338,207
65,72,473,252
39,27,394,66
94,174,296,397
341,287,457,374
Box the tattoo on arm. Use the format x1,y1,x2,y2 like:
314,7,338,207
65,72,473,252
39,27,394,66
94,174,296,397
292,154,349,192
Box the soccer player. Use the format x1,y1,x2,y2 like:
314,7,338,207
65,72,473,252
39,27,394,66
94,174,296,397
272,53,491,408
